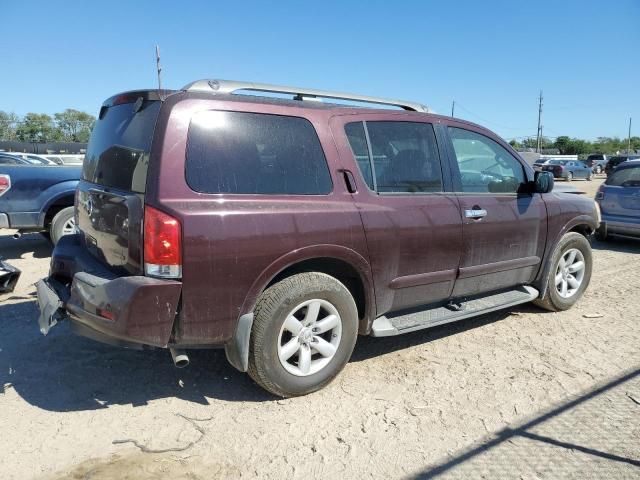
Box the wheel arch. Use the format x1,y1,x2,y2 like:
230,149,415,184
39,188,77,228
240,245,376,335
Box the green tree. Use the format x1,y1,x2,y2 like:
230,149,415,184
54,109,95,142
15,113,56,142
554,136,570,154
0,111,19,140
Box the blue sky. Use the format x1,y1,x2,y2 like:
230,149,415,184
1,0,638,141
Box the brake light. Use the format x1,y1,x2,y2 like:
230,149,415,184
144,206,182,278
0,175,11,197
596,186,605,201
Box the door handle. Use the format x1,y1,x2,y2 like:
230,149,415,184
465,208,487,219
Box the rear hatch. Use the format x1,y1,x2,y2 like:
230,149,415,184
77,92,162,275
600,166,640,217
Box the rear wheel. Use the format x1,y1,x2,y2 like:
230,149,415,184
595,223,608,241
595,165,602,174
587,172,593,181
566,172,573,182
248,272,358,397
534,232,592,311
50,207,75,245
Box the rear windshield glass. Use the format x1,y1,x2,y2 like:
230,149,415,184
606,166,640,187
549,160,567,165
82,100,161,193
186,111,332,195
587,155,604,161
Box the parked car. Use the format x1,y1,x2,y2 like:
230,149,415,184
584,154,608,174
2,152,59,165
36,79,599,397
0,161,81,243
595,160,640,240
44,154,84,165
533,158,553,171
604,154,640,176
540,159,593,181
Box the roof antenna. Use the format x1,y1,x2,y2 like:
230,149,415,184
155,45,163,98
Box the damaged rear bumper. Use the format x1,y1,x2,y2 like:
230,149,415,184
36,234,182,348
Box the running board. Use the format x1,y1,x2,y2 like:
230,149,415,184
371,286,539,337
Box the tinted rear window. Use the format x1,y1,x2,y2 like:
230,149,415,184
186,111,332,195
82,100,161,193
607,166,640,187
587,154,604,161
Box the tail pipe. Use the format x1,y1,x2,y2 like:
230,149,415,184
169,348,189,368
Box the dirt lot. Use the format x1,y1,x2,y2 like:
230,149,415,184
1,177,639,479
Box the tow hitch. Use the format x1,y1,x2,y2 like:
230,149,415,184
0,258,21,293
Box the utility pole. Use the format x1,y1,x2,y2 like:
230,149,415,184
155,45,162,92
628,117,633,154
536,90,543,153
451,100,455,118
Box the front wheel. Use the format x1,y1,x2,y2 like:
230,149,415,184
595,165,602,174
248,272,358,397
566,172,573,182
533,232,592,312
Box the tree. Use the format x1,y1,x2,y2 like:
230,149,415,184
0,111,19,140
554,136,570,154
54,109,95,142
15,113,57,142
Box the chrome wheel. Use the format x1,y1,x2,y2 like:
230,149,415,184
555,248,585,298
277,299,342,377
61,217,76,235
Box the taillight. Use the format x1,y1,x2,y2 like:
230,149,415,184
596,186,605,201
144,206,182,278
0,175,11,197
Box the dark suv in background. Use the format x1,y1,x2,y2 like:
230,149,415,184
605,154,640,176
37,79,599,397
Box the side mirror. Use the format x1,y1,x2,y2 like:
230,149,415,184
534,171,554,193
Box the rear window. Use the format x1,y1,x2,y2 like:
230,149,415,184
186,111,332,195
606,166,640,187
82,100,161,193
587,154,604,161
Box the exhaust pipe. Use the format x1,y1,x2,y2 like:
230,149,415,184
13,232,22,239
170,348,189,368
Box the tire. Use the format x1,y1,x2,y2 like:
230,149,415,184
49,206,76,245
594,223,608,242
566,172,573,182
595,166,602,174
247,272,358,397
533,232,592,312
587,173,593,181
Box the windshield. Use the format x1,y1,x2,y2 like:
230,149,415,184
587,155,603,161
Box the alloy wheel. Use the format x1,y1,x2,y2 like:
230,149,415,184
555,248,586,298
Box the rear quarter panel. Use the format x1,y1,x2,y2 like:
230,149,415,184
146,96,372,345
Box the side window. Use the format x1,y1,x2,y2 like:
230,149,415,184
344,122,373,189
186,111,333,195
0,156,18,165
345,121,443,193
448,127,525,193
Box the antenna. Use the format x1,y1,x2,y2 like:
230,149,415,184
155,45,162,92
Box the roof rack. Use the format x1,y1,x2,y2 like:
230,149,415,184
181,79,430,113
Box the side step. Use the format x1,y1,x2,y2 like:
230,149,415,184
371,286,539,337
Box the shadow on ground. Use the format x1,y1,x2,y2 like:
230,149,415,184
0,297,536,411
0,233,52,261
411,367,640,479
591,236,640,254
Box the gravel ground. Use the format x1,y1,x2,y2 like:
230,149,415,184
1,177,639,479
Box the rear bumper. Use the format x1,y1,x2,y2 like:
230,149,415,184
600,214,640,237
37,234,182,347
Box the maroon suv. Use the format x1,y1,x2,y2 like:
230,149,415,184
37,79,599,397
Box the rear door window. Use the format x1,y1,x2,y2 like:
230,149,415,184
186,111,332,195
344,121,443,193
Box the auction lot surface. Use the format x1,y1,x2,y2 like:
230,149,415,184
1,178,639,479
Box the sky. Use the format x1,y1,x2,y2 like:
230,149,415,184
1,0,638,141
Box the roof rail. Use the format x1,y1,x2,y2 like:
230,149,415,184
181,79,430,112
